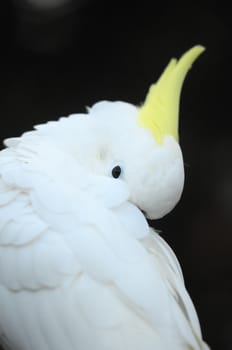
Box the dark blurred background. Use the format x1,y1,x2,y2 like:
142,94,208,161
0,0,231,349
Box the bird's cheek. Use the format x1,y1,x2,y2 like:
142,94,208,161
89,176,130,209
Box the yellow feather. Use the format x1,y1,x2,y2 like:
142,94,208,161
138,46,205,144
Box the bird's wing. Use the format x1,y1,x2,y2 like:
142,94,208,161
141,231,210,350
0,137,207,350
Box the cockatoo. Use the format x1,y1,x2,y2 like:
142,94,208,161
0,46,209,350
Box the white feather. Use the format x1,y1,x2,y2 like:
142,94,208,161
0,102,209,349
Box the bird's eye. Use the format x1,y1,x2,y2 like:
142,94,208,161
111,165,122,179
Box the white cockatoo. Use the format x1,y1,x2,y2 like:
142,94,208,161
0,46,209,350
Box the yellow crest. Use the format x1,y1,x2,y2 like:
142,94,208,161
138,46,205,144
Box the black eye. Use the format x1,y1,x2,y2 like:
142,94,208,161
111,165,121,178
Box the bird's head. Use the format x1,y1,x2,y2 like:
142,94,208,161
74,46,204,219
30,46,204,220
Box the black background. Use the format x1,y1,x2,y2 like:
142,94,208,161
0,1,232,349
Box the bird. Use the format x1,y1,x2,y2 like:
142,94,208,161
0,46,210,350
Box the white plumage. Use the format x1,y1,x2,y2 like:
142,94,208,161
0,100,209,350
0,45,210,350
